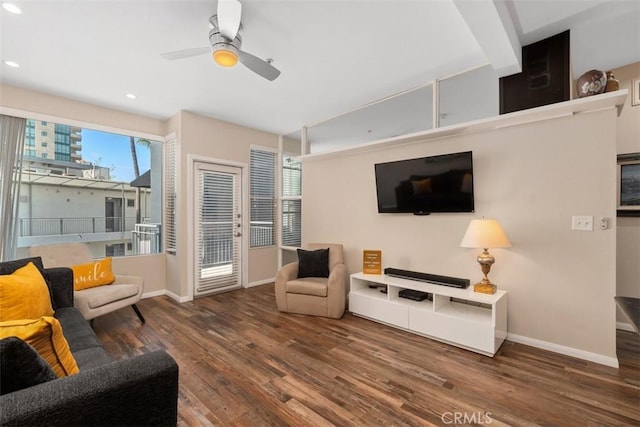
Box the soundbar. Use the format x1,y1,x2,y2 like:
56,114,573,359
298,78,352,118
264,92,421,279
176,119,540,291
384,267,470,289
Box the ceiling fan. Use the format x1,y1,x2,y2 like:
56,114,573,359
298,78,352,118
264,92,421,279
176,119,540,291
161,0,280,81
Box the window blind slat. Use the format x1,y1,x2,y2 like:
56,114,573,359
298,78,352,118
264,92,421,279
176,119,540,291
250,149,276,248
164,139,177,253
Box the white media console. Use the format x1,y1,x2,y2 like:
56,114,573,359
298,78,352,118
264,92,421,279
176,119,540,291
349,272,508,356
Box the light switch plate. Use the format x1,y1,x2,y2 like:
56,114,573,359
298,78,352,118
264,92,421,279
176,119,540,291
572,215,593,231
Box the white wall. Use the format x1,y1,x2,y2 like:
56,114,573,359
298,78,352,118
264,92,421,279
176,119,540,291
113,254,166,296
302,107,619,364
0,85,163,137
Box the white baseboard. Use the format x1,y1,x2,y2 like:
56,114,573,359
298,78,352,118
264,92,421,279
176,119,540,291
141,290,166,299
507,333,619,368
165,290,191,303
141,289,191,303
616,322,636,332
245,278,275,288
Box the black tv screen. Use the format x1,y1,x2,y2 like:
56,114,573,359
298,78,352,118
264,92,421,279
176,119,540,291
374,151,474,214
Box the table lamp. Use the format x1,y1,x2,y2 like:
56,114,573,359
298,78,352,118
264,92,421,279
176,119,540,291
460,218,511,294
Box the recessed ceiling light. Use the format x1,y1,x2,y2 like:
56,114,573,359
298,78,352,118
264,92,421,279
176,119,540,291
126,93,136,99
2,3,22,14
3,60,19,68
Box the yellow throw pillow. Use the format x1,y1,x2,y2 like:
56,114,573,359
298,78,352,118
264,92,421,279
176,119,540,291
72,258,115,291
0,317,79,377
0,262,54,322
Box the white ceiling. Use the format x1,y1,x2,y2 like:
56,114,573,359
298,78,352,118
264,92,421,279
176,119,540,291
1,0,638,137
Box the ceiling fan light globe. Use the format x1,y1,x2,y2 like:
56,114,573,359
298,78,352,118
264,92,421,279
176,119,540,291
213,49,238,67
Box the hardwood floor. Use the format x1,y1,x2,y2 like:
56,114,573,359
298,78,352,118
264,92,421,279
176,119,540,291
94,284,640,426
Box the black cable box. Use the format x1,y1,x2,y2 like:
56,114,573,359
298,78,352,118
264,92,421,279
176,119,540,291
399,289,432,301
384,267,470,289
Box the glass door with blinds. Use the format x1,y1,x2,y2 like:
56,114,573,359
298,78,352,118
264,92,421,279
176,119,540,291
194,162,242,296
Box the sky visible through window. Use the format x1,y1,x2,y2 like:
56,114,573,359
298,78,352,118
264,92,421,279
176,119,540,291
81,129,151,182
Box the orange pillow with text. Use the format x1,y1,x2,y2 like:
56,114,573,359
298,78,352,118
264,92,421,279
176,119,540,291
71,258,116,291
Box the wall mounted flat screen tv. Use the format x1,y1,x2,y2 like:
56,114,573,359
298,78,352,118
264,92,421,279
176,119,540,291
375,151,474,214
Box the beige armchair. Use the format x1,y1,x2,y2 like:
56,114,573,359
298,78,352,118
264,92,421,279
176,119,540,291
29,243,145,323
275,243,346,319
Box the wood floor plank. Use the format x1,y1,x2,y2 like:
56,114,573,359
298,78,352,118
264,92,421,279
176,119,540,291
94,284,640,426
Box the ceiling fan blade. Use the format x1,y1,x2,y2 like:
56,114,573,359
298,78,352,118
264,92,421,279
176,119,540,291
161,47,210,60
238,50,281,81
217,0,242,40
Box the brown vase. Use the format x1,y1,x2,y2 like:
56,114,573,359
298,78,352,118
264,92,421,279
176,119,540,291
605,71,619,93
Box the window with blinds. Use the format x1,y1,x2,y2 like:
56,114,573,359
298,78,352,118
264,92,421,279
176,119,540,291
281,154,302,247
250,148,276,248
164,139,177,254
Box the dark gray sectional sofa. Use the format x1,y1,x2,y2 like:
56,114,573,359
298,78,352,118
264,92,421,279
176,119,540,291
0,258,179,426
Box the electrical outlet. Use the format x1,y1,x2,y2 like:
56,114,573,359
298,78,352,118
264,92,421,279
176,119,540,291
572,215,593,231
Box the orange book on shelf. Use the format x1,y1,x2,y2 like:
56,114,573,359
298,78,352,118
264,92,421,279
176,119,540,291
363,250,382,274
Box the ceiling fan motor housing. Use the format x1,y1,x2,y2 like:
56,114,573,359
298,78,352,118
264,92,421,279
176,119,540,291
205,11,279,79
209,15,242,55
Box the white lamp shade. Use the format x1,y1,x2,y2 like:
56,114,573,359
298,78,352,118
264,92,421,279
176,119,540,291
460,219,511,249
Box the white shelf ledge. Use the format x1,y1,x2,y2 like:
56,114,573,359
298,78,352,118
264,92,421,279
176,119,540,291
303,90,628,162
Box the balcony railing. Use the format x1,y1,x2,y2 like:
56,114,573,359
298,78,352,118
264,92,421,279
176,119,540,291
18,217,137,237
199,221,275,266
132,223,161,255
250,222,274,247
19,218,274,257
201,222,234,267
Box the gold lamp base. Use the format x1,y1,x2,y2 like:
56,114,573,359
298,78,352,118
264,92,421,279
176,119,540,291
473,281,497,294
474,248,498,294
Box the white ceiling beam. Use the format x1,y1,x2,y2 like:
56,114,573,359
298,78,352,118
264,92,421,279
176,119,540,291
453,0,522,77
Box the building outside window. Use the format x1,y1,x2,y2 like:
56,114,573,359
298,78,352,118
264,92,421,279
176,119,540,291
106,243,125,257
25,122,35,147
15,118,163,259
